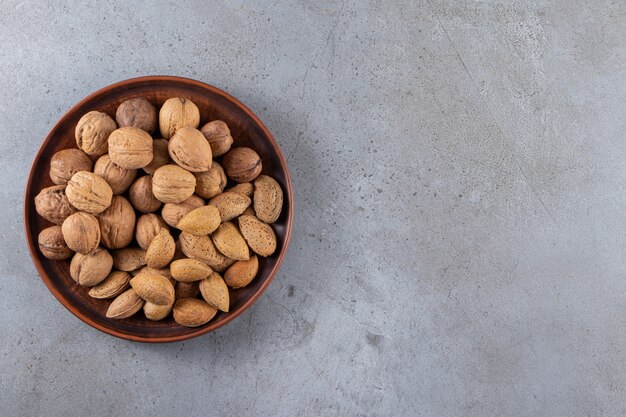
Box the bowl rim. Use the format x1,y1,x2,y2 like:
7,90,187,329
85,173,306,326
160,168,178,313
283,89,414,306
23,75,294,343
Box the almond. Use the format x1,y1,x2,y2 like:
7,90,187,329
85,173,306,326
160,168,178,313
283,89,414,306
179,231,233,271
145,229,175,268
106,288,145,319
112,247,147,271
199,272,230,312
133,266,172,281
211,222,250,261
224,255,259,288
175,281,200,300
208,192,251,222
253,175,283,223
130,274,175,306
176,205,220,236
161,195,205,227
242,206,256,217
170,258,213,282
226,182,254,197
143,300,174,321
173,298,217,327
238,215,277,257
88,271,131,299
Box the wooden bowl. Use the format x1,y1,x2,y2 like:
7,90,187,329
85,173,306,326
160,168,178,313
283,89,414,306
24,76,293,342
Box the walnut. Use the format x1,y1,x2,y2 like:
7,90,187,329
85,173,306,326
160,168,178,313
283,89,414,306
159,97,200,139
152,164,196,203
115,97,157,134
93,154,137,195
98,196,136,249
35,185,77,225
135,213,169,250
168,127,212,172
193,162,227,199
65,171,113,214
69,248,113,286
161,195,204,227
75,111,117,156
61,212,100,254
129,176,162,213
38,226,73,260
143,139,171,175
200,120,233,157
108,127,154,169
49,148,93,185
222,147,262,183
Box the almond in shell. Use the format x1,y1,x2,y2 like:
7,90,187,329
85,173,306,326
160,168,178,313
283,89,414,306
176,205,220,236
224,255,259,288
112,247,147,271
238,215,277,257
145,229,175,268
135,213,169,250
199,272,230,312
253,175,283,223
226,182,254,197
208,192,251,222
106,288,145,319
143,300,174,321
212,222,249,261
179,231,234,272
170,258,213,282
173,298,217,327
130,273,175,306
161,195,205,227
88,271,131,299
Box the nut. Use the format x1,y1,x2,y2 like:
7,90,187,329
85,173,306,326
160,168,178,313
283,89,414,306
145,229,175,269
161,195,204,227
49,148,93,185
199,272,230,312
179,231,234,272
175,281,200,300
211,222,250,261
65,171,113,214
208,192,251,222
75,111,117,156
129,175,162,213
106,288,144,319
159,97,200,139
193,162,227,199
242,206,256,217
93,154,137,195
112,247,147,271
135,213,169,250
143,300,174,321
61,212,100,254
88,271,131,299
152,164,196,203
173,298,217,327
35,185,77,225
38,226,73,260
98,196,136,249
253,175,283,223
238,215,277,257
170,258,213,282
143,139,171,175
168,127,212,172
108,127,154,169
200,120,233,157
222,147,262,183
226,182,254,198
115,97,158,134
130,274,175,306
224,255,258,288
176,205,221,236
69,248,113,286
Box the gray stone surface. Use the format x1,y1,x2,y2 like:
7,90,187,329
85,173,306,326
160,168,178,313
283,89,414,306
1,0,625,415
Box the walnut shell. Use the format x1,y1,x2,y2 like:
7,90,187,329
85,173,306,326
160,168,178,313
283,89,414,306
168,127,212,172
129,176,162,213
152,164,196,203
135,213,169,250
38,226,73,260
98,196,136,249
65,171,113,214
226,182,254,198
75,111,117,156
200,120,233,157
222,147,262,183
93,154,137,195
69,248,113,286
61,212,100,254
35,185,77,225
108,127,153,169
142,139,171,175
49,148,93,185
159,97,200,139
193,162,226,199
161,195,204,227
115,97,158,134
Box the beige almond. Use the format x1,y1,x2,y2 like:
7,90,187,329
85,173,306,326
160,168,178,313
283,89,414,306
199,272,229,312
70,248,113,286
238,215,277,257
34,185,77,225
226,182,254,197
208,192,251,222
224,255,259,288
112,247,147,271
152,164,196,203
135,213,169,250
176,205,220,236
106,288,144,319
161,195,205,227
145,229,175,269
130,273,175,306
143,300,174,321
253,175,283,223
88,271,131,299
61,212,100,254
241,206,256,217
170,258,213,282
133,266,172,280
173,298,217,327
178,232,235,272
175,281,199,300
212,222,249,261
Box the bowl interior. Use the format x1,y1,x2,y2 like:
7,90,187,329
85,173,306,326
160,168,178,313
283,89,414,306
24,76,292,342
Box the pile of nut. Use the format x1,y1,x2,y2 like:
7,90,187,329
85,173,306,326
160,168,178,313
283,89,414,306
35,97,283,327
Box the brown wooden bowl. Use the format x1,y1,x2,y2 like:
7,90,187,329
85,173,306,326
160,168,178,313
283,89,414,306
24,76,293,342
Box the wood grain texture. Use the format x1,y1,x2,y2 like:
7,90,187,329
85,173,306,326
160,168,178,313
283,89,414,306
24,76,293,343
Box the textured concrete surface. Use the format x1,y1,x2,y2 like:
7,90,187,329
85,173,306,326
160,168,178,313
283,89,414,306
1,0,626,416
